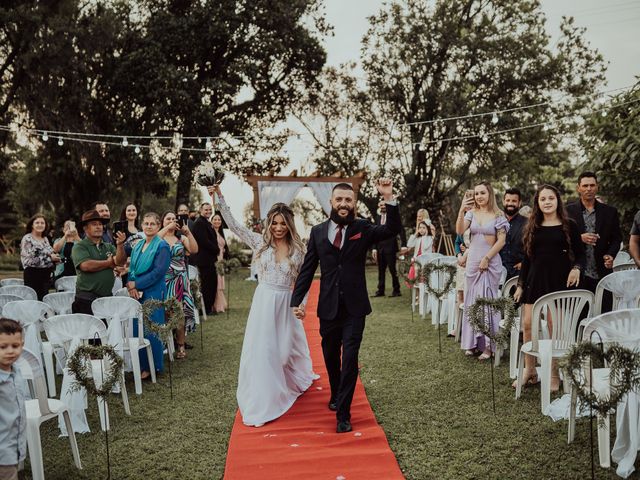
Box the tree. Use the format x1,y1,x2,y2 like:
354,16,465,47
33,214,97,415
584,81,640,234
300,0,606,226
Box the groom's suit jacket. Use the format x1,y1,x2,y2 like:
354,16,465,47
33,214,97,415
291,204,401,320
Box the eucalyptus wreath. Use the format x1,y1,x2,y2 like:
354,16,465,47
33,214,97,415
467,296,517,348
398,259,420,288
216,258,242,276
562,341,640,421
190,278,202,305
141,297,185,338
68,344,124,398
421,263,457,300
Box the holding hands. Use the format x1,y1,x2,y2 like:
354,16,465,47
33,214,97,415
292,304,306,320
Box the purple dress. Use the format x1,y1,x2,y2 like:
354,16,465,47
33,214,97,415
461,210,510,352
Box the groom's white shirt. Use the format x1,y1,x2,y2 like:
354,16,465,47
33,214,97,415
328,220,347,249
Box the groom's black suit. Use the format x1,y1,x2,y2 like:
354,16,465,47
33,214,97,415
291,203,401,422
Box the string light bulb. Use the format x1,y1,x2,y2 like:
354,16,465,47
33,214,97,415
542,123,549,131
122,137,129,147
491,113,499,125
205,137,212,150
57,137,64,146
481,134,489,143
42,131,48,141
135,145,141,154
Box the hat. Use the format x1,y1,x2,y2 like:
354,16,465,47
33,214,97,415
80,209,109,226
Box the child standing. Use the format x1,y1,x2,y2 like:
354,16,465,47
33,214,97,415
0,318,26,480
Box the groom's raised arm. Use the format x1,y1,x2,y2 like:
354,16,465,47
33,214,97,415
291,227,320,308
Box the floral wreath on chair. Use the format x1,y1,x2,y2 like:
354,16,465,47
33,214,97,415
467,296,517,348
421,262,457,300
141,297,185,338
562,341,640,422
68,345,124,398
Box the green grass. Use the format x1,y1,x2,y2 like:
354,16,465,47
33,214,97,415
27,268,619,479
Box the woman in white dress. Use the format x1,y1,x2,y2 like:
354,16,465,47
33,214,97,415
210,185,317,427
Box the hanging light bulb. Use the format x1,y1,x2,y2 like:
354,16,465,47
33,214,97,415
197,137,202,144
122,137,129,147
491,113,499,125
481,134,489,143
205,137,212,150
42,131,49,141
57,137,64,146
418,143,426,151
135,145,141,154
542,123,549,131
601,110,607,117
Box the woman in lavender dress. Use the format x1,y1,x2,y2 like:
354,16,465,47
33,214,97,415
456,182,508,360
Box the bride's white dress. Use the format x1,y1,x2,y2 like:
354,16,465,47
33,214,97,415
217,197,317,426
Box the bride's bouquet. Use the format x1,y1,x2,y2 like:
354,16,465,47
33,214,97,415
193,159,226,186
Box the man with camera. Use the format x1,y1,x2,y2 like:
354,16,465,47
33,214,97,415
71,210,127,314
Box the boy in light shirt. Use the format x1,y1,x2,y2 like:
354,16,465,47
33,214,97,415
0,318,26,480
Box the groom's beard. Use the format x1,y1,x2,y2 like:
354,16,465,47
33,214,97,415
330,207,356,226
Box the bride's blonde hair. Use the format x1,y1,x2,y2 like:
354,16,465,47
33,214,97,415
255,203,306,276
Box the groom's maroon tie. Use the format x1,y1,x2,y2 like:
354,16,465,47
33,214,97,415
333,225,343,249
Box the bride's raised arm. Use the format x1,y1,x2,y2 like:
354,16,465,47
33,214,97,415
208,185,262,252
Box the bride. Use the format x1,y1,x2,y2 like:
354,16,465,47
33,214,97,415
209,185,317,427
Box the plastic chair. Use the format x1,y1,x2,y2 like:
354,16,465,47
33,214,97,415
43,291,75,314
0,294,24,311
0,285,37,300
613,261,638,273
498,266,508,290
515,289,594,413
493,276,520,373
430,256,458,327
2,300,58,397
188,265,207,322
0,277,24,286
594,270,640,315
568,309,640,469
54,276,77,292
613,251,631,267
15,348,82,480
114,287,129,297
413,253,442,317
91,296,157,395
43,314,129,432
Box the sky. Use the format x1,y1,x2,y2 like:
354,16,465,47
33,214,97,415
217,0,640,227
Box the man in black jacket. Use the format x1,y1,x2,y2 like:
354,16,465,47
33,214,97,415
566,172,622,311
372,200,406,297
189,202,220,315
499,188,527,279
291,179,400,433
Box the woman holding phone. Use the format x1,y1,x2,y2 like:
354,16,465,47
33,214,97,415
53,220,81,278
456,183,508,360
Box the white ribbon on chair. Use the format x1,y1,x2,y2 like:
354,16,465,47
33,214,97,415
58,336,90,436
106,313,125,393
23,323,41,363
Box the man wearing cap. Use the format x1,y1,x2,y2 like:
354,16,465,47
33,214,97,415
71,210,127,314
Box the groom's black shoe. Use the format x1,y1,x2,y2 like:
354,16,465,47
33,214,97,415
336,421,352,433
371,292,385,297
389,291,401,297
328,399,337,411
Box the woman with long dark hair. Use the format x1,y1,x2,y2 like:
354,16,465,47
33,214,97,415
211,213,229,313
20,214,61,299
210,184,317,427
513,184,584,389
119,203,140,238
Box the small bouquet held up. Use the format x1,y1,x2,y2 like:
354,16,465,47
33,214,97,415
193,160,226,187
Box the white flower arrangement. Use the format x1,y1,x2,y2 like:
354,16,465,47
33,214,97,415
193,160,226,186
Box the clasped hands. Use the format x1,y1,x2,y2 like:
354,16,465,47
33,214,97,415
292,305,306,320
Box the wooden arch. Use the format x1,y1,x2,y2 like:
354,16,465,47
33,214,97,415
245,170,367,220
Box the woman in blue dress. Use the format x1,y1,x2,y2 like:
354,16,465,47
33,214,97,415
126,212,171,378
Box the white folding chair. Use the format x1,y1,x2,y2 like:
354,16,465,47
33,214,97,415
431,257,458,328
498,266,508,290
568,308,640,469
613,261,638,273
0,277,24,286
2,300,57,397
594,271,640,315
43,291,75,314
0,285,37,300
16,348,82,480
43,314,128,432
515,289,594,414
0,294,23,311
189,265,207,323
413,253,442,317
91,296,156,395
495,276,522,376
54,276,77,292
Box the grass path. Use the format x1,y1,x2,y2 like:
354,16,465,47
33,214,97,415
18,269,620,479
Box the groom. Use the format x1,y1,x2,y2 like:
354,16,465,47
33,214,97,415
291,179,401,433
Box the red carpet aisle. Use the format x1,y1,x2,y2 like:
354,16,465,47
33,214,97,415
224,280,405,480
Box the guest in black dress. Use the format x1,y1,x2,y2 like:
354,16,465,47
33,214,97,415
514,184,585,390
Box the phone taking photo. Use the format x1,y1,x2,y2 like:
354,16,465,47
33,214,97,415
176,214,189,229
112,221,127,236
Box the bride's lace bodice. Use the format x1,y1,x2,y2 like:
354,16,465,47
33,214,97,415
216,195,305,287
